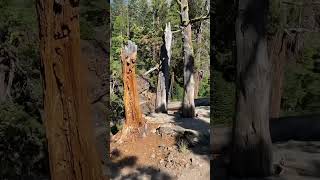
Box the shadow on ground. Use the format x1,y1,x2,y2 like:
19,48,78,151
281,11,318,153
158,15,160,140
212,114,320,180
108,149,173,180
169,108,211,157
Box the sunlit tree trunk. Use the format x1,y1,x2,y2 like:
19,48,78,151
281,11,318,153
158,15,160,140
230,0,273,177
121,41,143,129
36,0,105,179
181,0,196,118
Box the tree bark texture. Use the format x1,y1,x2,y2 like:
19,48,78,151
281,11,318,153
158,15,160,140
0,50,15,103
36,1,105,179
121,40,143,128
231,0,273,177
181,0,196,118
268,32,287,119
194,22,203,98
156,23,172,113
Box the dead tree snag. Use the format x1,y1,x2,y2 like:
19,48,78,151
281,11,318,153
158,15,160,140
121,41,144,134
156,23,172,113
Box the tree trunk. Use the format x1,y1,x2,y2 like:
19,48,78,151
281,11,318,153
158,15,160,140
121,41,143,128
36,1,105,179
168,71,175,101
194,22,203,98
230,0,273,177
156,23,172,113
181,0,196,118
269,32,287,119
0,64,8,103
268,0,288,119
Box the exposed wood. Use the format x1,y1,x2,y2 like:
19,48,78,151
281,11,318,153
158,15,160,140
231,0,273,177
36,0,105,179
121,40,143,128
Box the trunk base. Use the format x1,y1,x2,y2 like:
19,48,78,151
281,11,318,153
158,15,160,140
112,120,147,144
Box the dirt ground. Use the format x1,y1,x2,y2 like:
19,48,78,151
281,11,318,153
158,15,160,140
109,107,210,180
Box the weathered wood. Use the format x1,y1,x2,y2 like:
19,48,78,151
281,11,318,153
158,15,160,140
156,23,172,113
269,31,287,119
181,0,196,118
36,0,105,179
231,0,273,177
121,40,143,128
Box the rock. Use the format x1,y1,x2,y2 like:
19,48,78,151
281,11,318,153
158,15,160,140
151,154,155,159
151,128,157,133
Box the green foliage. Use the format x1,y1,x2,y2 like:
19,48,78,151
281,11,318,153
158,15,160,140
212,70,235,125
199,74,210,98
0,102,48,179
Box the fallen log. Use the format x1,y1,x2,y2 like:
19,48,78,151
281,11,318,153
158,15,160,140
168,98,209,110
212,114,320,153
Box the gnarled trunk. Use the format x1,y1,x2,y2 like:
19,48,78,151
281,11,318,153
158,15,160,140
36,1,104,179
230,0,273,177
156,23,172,113
181,0,196,118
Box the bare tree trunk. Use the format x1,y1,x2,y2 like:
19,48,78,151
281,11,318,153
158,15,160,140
36,1,105,179
0,56,15,103
230,0,273,177
156,23,172,113
181,0,196,118
268,1,287,119
269,32,287,119
121,41,143,129
0,64,7,102
194,22,203,98
168,71,175,101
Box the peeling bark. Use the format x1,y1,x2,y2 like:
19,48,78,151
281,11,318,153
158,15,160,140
121,40,143,128
269,32,287,119
36,0,105,179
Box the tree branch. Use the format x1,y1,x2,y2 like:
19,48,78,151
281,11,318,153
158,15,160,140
285,27,320,33
175,0,181,6
190,14,210,24
143,64,159,76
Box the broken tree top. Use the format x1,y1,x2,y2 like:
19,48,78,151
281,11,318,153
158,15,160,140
124,40,137,55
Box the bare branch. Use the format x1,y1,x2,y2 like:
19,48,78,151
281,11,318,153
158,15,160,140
285,27,320,33
190,15,210,24
175,0,181,6
143,64,159,76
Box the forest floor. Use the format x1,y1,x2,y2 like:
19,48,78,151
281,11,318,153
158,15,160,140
109,106,210,180
213,119,320,180
213,140,320,180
